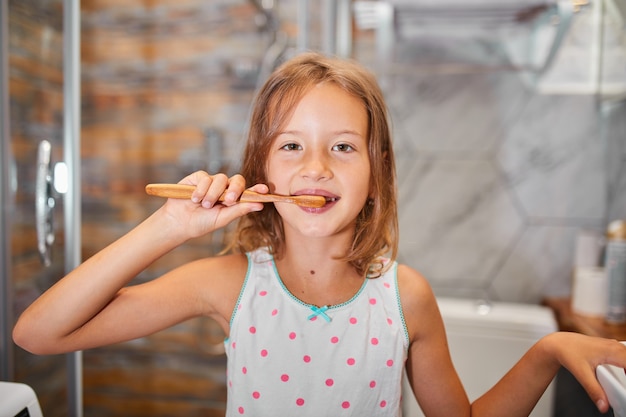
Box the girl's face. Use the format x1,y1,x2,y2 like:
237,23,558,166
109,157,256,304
266,82,371,240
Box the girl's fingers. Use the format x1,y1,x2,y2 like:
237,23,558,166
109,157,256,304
178,172,233,208
179,171,211,203
575,369,610,412
190,177,211,204
247,182,269,194
221,174,247,205
173,171,267,216
200,173,228,208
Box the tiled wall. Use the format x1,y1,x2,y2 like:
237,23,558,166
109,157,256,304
380,5,626,303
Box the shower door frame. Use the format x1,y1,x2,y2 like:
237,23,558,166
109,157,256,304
63,0,83,415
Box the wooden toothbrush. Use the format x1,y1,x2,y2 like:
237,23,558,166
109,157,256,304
145,183,327,208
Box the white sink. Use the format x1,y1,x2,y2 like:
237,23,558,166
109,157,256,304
597,342,626,417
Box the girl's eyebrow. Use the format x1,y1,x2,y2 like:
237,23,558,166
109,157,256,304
276,130,300,136
277,129,365,138
334,129,365,138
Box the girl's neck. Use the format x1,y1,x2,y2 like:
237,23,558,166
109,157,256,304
280,228,354,273
274,237,364,307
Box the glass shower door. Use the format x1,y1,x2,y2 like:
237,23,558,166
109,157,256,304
1,1,81,416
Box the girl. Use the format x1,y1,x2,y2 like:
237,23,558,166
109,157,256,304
13,52,626,416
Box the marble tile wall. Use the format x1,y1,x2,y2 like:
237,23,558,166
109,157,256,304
363,4,626,304
605,99,626,223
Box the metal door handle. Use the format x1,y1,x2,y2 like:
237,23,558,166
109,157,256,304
36,140,55,266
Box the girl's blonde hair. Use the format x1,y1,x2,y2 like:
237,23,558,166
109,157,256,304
230,52,398,277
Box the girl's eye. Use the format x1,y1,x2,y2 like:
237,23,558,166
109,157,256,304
281,143,302,151
332,143,354,152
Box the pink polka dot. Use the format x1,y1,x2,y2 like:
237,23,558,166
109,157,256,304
271,309,278,316
310,316,318,321
384,282,391,288
387,318,393,325
380,400,387,408
238,406,244,414
371,337,379,345
259,290,267,296
238,304,242,310
330,336,339,344
370,380,376,388
242,367,247,374
289,332,296,340
296,398,305,406
386,359,394,367
342,401,351,409
232,342,236,349
260,349,268,357
347,358,356,366
281,374,289,382
325,378,334,386
252,391,260,399
303,355,311,363
249,326,256,334
349,317,357,324
369,298,377,305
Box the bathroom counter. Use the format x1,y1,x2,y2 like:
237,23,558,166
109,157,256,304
542,297,626,341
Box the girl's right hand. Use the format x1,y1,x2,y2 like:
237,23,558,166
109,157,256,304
161,170,266,240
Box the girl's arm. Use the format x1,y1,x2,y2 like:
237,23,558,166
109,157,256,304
471,332,626,416
13,172,264,354
399,265,471,417
399,264,626,417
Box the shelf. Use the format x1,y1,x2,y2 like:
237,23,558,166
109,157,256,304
542,297,626,341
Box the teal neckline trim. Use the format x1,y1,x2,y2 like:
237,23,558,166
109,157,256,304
269,254,368,318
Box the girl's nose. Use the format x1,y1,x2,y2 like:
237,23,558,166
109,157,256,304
300,151,332,181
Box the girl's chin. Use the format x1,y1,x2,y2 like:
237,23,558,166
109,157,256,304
285,222,356,241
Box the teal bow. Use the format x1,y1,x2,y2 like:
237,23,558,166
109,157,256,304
308,305,331,322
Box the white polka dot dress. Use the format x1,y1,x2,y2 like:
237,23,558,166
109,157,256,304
224,248,410,416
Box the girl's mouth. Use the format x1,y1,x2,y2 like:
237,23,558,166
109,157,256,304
293,189,339,209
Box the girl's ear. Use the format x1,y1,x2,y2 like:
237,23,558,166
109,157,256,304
368,182,377,201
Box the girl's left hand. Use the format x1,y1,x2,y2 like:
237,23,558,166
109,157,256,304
546,332,626,413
